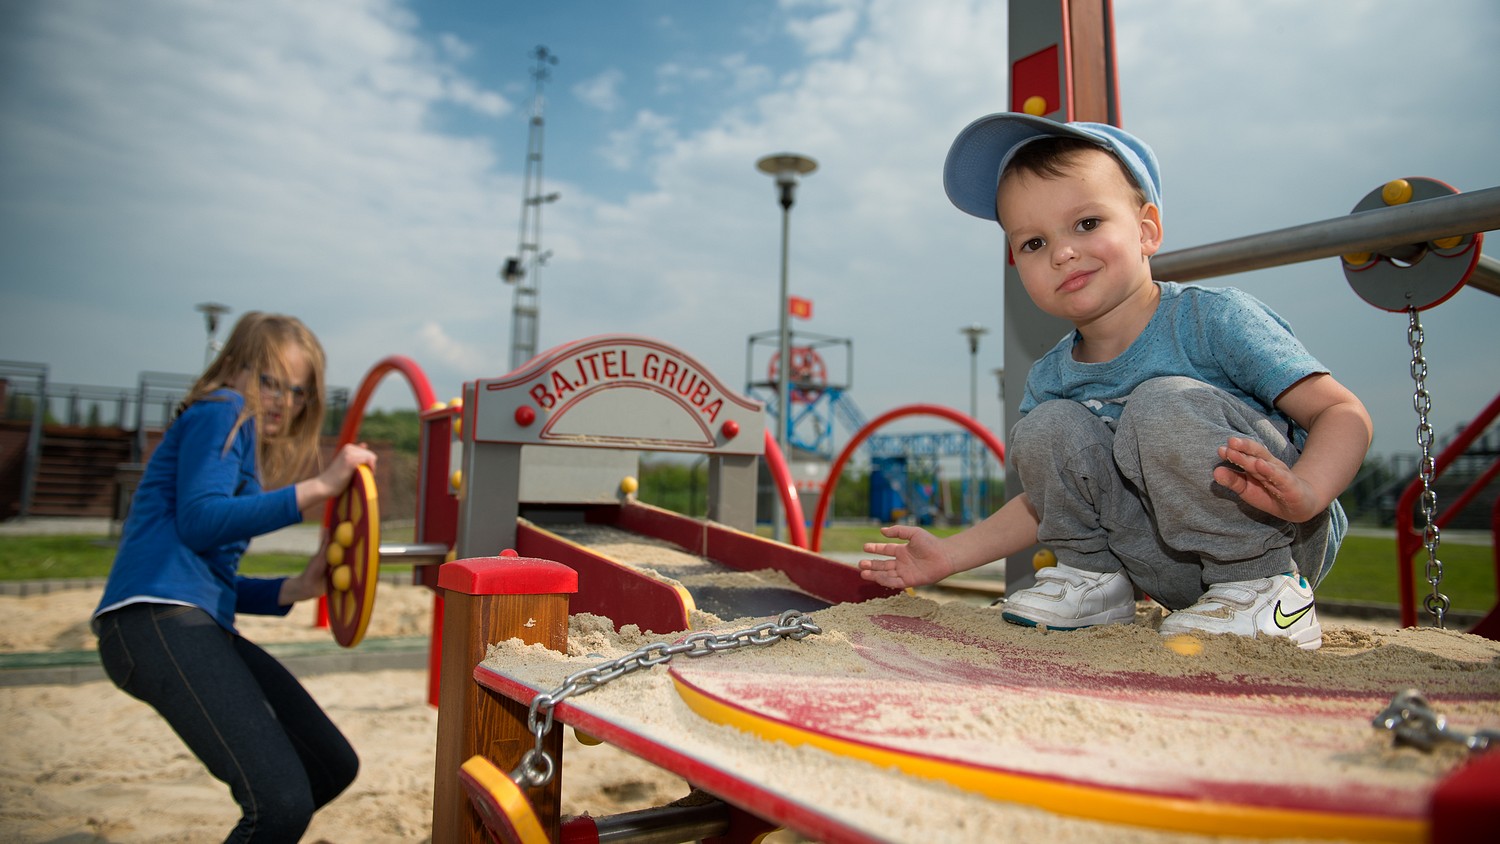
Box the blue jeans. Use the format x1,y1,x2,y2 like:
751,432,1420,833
95,603,359,842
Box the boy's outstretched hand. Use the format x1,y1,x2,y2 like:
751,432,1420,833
1213,436,1323,524
858,524,955,589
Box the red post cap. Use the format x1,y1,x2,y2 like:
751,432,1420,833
437,556,578,596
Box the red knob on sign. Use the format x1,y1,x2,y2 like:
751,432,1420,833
515,406,536,427
720,420,740,440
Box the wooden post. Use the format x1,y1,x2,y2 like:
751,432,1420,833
432,556,577,843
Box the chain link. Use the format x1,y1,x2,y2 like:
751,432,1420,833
1407,307,1449,627
1373,689,1499,753
510,609,823,787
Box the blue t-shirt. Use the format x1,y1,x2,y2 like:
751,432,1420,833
94,389,303,633
1019,282,1327,447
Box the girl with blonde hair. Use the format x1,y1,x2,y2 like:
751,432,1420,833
94,311,377,841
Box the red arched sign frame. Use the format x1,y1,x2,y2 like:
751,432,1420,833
317,356,438,628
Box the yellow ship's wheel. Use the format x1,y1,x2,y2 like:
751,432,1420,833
324,464,380,647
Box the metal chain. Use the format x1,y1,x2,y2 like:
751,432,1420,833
1407,307,1449,627
511,609,823,788
1373,689,1499,753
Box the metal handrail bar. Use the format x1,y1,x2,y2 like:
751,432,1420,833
377,542,451,564
4,382,136,427
1472,253,1500,297
1152,185,1500,292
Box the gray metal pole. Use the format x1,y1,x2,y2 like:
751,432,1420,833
968,342,978,523
1470,252,1500,297
775,202,791,542
1152,186,1500,286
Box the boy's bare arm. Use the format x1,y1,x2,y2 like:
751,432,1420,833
1215,373,1373,523
859,492,1040,588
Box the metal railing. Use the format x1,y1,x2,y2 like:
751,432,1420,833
1,366,350,519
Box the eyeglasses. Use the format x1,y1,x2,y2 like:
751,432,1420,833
259,373,310,407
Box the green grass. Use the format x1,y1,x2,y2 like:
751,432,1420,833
0,534,410,581
787,523,1497,613
1317,534,1495,612
2,525,1493,613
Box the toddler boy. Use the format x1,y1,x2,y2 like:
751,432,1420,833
858,114,1372,649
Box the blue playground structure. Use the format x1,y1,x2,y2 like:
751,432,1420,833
745,330,997,525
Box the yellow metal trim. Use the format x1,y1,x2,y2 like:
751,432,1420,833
671,677,1424,842
459,755,549,844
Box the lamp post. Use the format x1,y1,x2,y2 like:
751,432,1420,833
196,302,230,370
756,152,817,542
960,324,989,524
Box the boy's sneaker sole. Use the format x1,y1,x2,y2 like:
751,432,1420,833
1001,609,1134,631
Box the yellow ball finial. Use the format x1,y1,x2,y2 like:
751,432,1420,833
1342,252,1372,267
449,470,463,492
1432,235,1463,249
1022,95,1048,116
1381,179,1413,205
620,476,639,495
1031,547,1057,571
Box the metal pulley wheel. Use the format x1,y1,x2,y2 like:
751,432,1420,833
1342,177,1484,312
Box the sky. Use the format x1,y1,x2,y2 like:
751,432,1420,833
2,0,1498,464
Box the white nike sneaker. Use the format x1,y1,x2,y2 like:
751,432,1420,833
1001,564,1136,630
1158,573,1322,650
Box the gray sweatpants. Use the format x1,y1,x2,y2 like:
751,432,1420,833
1010,376,1340,611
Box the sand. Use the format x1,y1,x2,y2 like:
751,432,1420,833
3,572,1498,843
0,584,693,843
484,596,1500,844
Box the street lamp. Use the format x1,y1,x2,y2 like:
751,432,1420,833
756,152,817,541
195,302,231,370
960,323,989,524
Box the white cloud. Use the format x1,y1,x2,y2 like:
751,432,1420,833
721,54,775,94
782,0,865,56
2,0,1496,466
417,321,484,373
597,110,679,171
656,62,716,96
437,32,472,61
0,0,516,396
573,68,626,113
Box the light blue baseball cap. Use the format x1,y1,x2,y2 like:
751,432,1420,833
943,112,1162,222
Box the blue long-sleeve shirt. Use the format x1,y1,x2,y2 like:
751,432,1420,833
95,389,304,633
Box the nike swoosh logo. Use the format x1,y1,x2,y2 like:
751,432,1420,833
1274,600,1314,629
